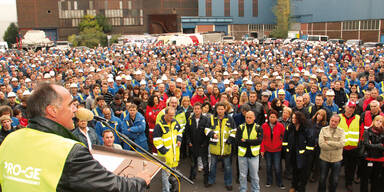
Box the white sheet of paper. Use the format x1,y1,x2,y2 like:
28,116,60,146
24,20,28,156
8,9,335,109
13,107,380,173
92,153,125,172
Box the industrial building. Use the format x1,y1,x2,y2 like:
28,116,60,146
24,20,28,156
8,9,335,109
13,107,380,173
16,0,197,41
181,0,277,39
292,0,384,42
15,0,384,42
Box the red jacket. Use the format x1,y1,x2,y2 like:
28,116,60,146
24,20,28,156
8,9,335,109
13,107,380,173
360,111,384,141
191,94,208,106
210,95,220,106
261,122,285,153
145,104,162,133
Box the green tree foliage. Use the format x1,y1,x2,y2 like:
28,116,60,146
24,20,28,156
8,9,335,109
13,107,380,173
68,34,79,47
96,15,112,33
3,22,19,47
270,0,290,38
110,34,121,44
78,28,107,48
69,15,108,48
78,15,102,32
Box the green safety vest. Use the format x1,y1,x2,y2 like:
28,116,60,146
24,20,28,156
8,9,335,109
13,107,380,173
0,128,79,191
153,121,180,168
238,123,260,157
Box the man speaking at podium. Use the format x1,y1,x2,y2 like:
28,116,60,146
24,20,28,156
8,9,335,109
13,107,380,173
0,83,150,192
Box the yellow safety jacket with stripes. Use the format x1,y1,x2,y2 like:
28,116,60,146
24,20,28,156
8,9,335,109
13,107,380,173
205,115,236,156
153,118,182,168
156,108,186,133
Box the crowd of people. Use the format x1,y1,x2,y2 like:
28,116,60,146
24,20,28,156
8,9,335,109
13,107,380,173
0,40,384,192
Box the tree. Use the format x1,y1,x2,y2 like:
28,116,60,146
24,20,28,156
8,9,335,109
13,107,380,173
78,27,107,48
270,0,290,38
68,15,108,48
110,34,121,45
3,23,19,47
96,14,112,33
78,15,102,32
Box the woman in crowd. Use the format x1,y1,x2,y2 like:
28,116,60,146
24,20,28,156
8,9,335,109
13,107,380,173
210,86,221,106
132,86,141,98
261,109,286,189
175,88,183,103
279,107,293,179
271,98,284,118
181,96,193,120
239,91,249,107
308,109,328,182
284,111,315,192
140,91,149,115
123,89,132,104
360,115,384,192
202,102,213,119
145,95,162,153
349,84,363,98
231,94,240,113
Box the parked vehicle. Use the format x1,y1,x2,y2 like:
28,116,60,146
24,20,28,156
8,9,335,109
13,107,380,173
263,38,277,44
0,42,8,53
242,36,259,44
307,35,328,42
328,39,345,44
222,36,235,43
346,39,363,47
363,42,383,50
53,41,72,50
203,32,223,43
283,38,298,44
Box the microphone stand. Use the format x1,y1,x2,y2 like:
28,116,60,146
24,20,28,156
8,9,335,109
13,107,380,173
98,120,194,187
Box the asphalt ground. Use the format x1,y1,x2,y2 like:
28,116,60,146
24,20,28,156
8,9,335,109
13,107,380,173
148,157,360,192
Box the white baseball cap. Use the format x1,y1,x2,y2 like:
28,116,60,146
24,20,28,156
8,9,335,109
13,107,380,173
8,92,16,97
326,90,335,96
70,83,77,88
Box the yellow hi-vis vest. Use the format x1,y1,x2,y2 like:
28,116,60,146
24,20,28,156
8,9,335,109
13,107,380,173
153,121,181,168
205,116,235,156
238,123,260,157
0,128,79,192
338,114,360,147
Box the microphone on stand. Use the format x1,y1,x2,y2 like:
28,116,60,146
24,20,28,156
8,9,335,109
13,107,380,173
93,115,110,123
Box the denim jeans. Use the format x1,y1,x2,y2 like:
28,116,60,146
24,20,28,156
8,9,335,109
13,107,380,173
161,169,170,192
208,155,232,186
265,151,282,186
318,159,341,192
238,156,260,192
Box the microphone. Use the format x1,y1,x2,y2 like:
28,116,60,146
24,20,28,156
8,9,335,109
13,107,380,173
93,115,110,123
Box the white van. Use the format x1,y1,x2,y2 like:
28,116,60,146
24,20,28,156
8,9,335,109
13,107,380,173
222,36,235,43
54,41,71,50
307,35,328,42
0,42,8,52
